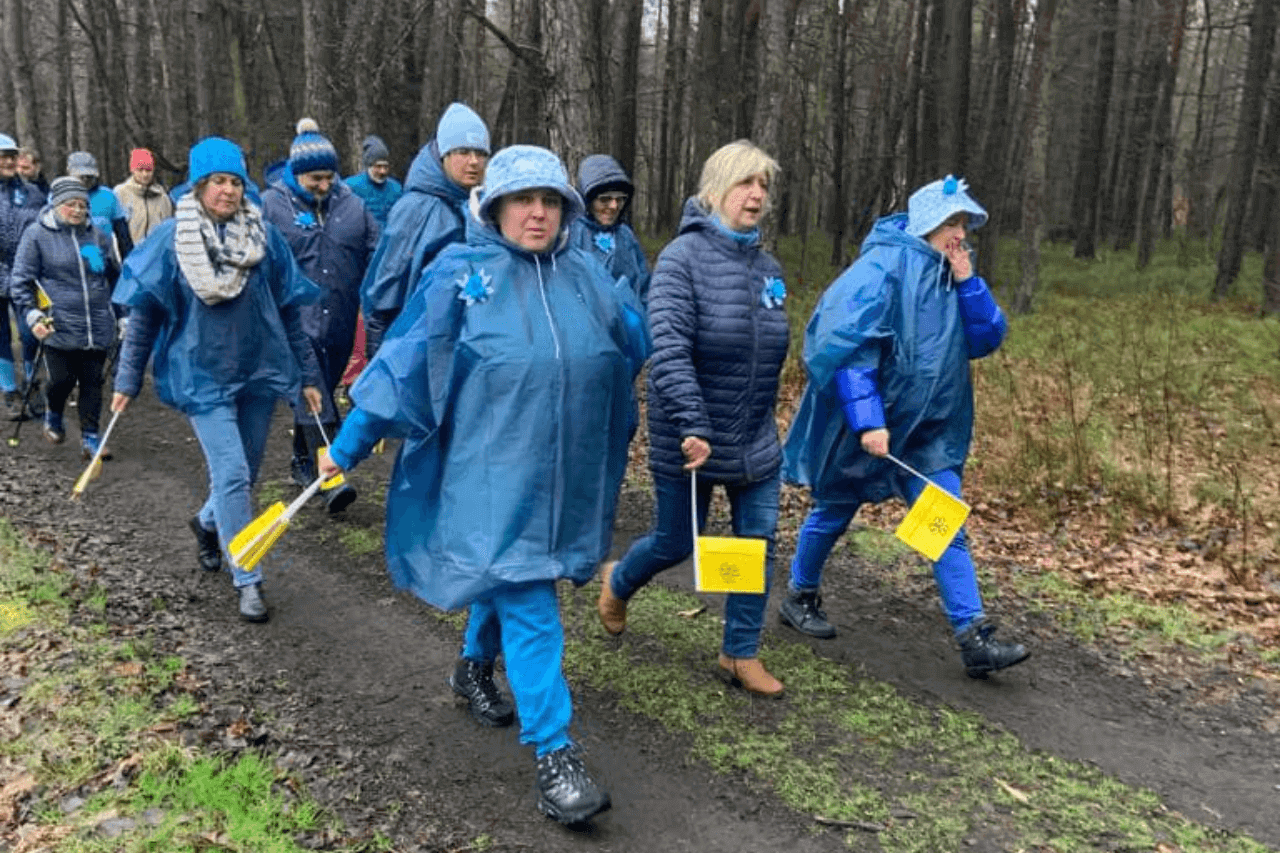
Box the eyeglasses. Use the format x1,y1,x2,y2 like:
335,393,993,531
60,201,88,211
595,193,629,206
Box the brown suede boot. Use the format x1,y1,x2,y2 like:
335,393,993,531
717,653,784,698
597,562,627,635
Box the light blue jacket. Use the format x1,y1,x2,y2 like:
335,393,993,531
345,172,403,227
329,210,649,611
112,217,322,415
782,213,1006,504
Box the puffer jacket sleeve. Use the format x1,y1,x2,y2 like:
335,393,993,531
955,275,1006,358
646,240,711,439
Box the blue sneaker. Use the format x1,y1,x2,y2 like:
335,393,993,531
81,430,113,461
42,411,64,444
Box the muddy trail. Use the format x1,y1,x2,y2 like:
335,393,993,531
2,390,1278,852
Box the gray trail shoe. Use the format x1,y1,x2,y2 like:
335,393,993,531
535,746,611,825
778,590,837,639
958,619,1029,678
238,583,269,623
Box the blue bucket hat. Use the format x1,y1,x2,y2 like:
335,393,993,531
905,175,988,237
476,145,584,226
188,137,249,186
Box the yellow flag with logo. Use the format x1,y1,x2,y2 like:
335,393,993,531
690,471,766,594
894,482,970,561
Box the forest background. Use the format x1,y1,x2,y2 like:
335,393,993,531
2,0,1280,312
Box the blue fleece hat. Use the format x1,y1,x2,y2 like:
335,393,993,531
476,145,584,225
0,134,18,154
188,137,249,185
436,103,490,156
289,118,340,175
905,175,988,237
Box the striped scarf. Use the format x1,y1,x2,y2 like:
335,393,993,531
174,193,267,305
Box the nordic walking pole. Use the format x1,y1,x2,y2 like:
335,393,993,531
69,408,122,499
311,411,348,490
7,336,47,448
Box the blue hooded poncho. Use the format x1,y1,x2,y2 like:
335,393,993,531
781,212,1006,504
111,218,322,414
330,172,649,611
358,141,469,346
570,154,650,305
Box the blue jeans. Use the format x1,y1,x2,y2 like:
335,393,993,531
610,470,780,658
188,394,278,588
462,581,572,757
0,298,38,392
789,465,983,634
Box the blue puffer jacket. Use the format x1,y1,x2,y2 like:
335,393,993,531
262,175,379,354
9,207,118,352
359,141,469,353
0,175,45,282
645,197,790,483
345,172,403,227
571,155,650,305
329,207,649,611
781,213,1007,504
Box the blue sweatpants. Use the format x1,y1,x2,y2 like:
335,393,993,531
789,466,984,634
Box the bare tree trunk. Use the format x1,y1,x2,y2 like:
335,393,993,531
657,0,691,233
190,0,212,137
1214,0,1277,299
975,0,1020,281
938,0,972,174
1136,0,1188,270
1071,0,1117,260
611,0,643,177
299,0,328,122
828,0,854,266
1014,0,1057,315
4,0,42,147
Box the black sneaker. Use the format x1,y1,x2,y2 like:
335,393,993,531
448,658,515,727
958,619,1029,679
778,590,837,639
189,516,222,572
237,583,269,623
535,746,611,825
323,483,357,514
290,452,315,488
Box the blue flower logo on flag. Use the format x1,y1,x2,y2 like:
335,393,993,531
456,268,494,306
761,276,786,309
593,232,615,254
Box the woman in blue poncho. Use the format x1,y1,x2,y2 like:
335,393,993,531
319,145,647,827
779,175,1030,679
111,137,323,624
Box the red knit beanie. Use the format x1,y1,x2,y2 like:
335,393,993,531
130,148,154,171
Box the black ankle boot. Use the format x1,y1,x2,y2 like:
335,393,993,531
778,590,837,639
188,516,222,572
448,658,515,727
535,746,611,825
958,619,1030,679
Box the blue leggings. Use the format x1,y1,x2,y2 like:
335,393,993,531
789,466,984,634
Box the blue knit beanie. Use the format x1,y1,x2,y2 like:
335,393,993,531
436,103,490,156
476,145,584,225
0,134,18,154
289,118,340,175
188,137,249,185
905,175,988,237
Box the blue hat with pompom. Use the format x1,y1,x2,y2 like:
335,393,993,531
905,175,988,237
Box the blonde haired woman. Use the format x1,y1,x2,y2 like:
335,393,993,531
598,140,791,696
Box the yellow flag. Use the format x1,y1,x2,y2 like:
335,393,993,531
894,483,970,561
694,535,767,594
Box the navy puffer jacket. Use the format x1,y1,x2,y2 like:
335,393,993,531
9,207,118,352
645,197,789,482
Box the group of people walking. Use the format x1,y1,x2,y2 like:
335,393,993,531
1,102,1030,826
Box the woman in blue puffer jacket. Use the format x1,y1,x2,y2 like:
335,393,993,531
9,176,118,458
597,139,790,698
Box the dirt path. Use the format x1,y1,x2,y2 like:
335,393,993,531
3,392,1278,851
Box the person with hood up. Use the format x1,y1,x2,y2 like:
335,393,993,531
10,176,119,458
67,151,134,263
571,154,650,304
596,140,790,698
0,133,46,420
359,102,488,358
318,145,648,827
114,148,174,244
262,119,378,513
111,136,323,624
778,175,1030,679
344,135,402,227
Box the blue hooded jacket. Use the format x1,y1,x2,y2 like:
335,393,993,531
111,216,322,415
345,171,403,226
9,207,118,351
0,175,45,282
261,175,379,354
358,141,469,351
645,197,790,483
570,154,650,305
329,193,649,611
781,212,1006,504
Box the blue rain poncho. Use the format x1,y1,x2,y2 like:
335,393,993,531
782,212,1005,504
571,154,650,304
331,212,649,611
112,218,322,414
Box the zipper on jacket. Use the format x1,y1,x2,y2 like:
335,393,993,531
69,228,95,349
534,254,565,546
